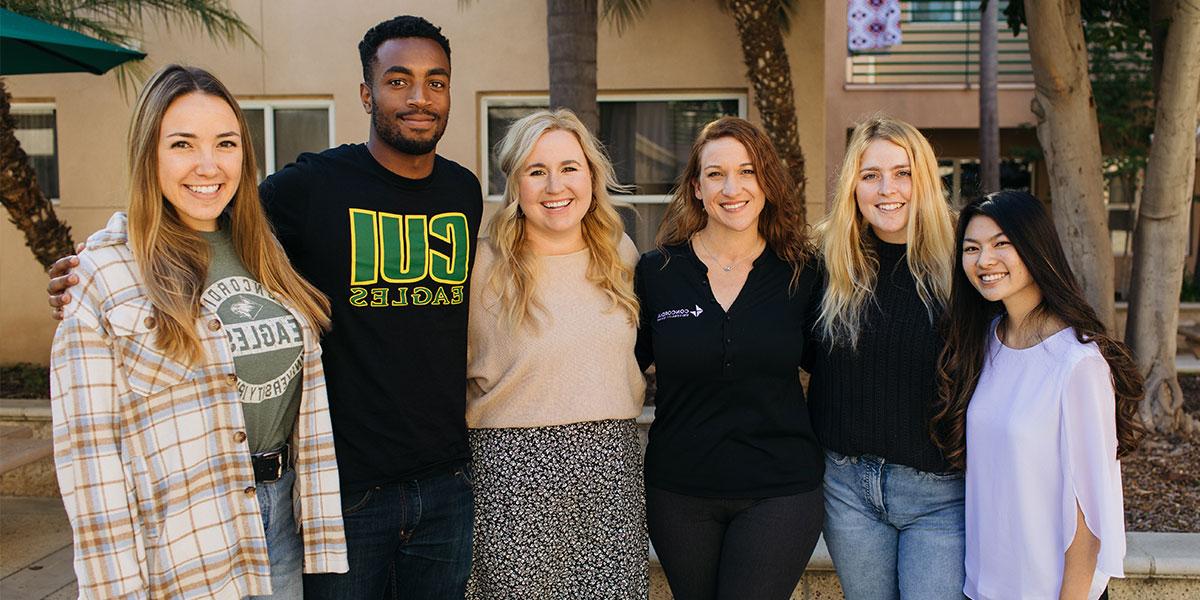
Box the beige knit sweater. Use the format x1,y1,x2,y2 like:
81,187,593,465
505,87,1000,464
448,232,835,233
465,235,645,429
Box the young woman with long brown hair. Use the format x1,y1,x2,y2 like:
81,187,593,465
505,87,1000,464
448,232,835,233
465,109,647,598
49,65,346,599
807,115,961,600
934,191,1143,600
635,117,824,599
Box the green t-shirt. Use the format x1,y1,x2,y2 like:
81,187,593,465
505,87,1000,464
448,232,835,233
199,226,304,454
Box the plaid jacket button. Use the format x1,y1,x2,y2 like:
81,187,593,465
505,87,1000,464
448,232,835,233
208,319,222,331
234,431,247,443
226,373,238,387
244,486,256,497
143,316,156,329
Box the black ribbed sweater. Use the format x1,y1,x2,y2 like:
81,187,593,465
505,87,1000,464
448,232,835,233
805,237,952,473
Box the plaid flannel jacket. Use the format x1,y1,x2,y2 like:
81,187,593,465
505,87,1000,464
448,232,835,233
51,213,348,599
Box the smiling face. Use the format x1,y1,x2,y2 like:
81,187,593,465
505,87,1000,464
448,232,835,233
516,129,592,251
855,139,912,244
361,37,451,156
693,136,765,235
961,214,1040,312
156,92,243,231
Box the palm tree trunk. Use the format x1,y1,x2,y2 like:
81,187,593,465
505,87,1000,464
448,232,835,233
726,0,807,219
547,0,599,134
0,78,74,269
1125,0,1200,436
1023,0,1115,330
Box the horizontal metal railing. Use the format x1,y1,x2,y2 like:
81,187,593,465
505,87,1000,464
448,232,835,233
847,1,1033,85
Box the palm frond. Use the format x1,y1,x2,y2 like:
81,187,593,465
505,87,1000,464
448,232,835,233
601,0,652,35
1,0,256,48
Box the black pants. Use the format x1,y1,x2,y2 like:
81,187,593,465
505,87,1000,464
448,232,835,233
647,485,825,600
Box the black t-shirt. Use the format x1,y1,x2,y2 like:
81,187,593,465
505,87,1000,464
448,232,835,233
635,243,824,497
261,144,482,491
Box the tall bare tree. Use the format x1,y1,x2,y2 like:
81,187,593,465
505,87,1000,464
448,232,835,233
0,0,252,268
1125,0,1200,435
1023,0,1116,329
979,0,1000,195
605,0,808,217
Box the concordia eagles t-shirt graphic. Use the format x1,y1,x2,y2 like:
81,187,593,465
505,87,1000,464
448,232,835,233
201,276,304,404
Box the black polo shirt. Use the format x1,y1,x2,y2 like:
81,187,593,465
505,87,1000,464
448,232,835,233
635,243,824,497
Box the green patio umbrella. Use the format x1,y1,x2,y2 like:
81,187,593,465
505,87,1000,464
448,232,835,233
0,8,145,75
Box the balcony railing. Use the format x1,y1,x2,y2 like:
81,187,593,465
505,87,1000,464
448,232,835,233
847,1,1033,86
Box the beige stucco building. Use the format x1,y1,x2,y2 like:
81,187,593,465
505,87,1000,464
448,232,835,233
8,1,1147,365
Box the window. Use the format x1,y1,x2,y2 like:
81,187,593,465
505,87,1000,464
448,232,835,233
481,94,747,250
937,157,1033,206
905,1,1010,23
908,1,964,22
11,104,59,202
240,101,335,180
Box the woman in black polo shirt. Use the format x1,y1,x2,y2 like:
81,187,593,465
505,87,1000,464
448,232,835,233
635,117,824,600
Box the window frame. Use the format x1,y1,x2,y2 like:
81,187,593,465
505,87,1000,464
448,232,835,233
238,99,336,177
10,102,60,204
478,92,749,205
904,1,974,23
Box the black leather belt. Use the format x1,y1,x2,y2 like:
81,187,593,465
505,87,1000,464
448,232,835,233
251,443,291,483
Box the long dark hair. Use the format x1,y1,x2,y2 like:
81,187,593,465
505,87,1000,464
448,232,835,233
932,191,1143,469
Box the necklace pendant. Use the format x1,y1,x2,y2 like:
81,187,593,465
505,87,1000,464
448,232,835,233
722,265,734,272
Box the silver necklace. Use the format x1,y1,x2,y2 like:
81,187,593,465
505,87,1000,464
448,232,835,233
695,233,758,273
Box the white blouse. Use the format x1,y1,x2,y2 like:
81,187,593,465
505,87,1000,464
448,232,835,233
965,323,1125,600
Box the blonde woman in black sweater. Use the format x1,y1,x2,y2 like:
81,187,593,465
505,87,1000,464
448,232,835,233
806,115,960,600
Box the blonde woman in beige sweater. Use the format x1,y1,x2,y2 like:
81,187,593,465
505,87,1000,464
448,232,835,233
464,109,647,598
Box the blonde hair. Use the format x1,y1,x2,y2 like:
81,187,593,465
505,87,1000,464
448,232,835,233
656,117,813,286
816,114,955,348
127,64,331,365
487,108,638,330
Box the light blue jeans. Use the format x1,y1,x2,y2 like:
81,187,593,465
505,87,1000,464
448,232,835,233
249,467,303,600
822,450,965,600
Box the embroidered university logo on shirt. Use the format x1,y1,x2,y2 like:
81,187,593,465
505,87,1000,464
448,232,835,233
657,304,705,322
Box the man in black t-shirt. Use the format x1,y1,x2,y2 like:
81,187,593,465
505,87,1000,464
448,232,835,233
270,16,482,599
48,15,482,599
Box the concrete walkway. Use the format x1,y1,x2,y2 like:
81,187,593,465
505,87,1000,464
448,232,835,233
0,496,76,600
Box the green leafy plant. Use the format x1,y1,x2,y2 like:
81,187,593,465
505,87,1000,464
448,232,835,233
0,362,50,399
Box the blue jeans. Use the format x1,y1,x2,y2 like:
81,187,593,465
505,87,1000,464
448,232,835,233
822,450,965,600
303,465,474,600
250,468,303,600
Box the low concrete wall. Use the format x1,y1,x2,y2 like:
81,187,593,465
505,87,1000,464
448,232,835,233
0,400,56,497
648,533,1200,599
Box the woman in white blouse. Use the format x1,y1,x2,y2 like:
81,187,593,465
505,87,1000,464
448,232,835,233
933,191,1143,600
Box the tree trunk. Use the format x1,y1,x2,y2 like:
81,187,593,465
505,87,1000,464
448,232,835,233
0,78,74,270
1023,0,1115,330
547,0,599,134
979,0,1000,196
727,0,807,219
1125,0,1200,436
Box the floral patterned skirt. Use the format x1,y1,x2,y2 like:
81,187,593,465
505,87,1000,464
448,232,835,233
466,418,648,599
